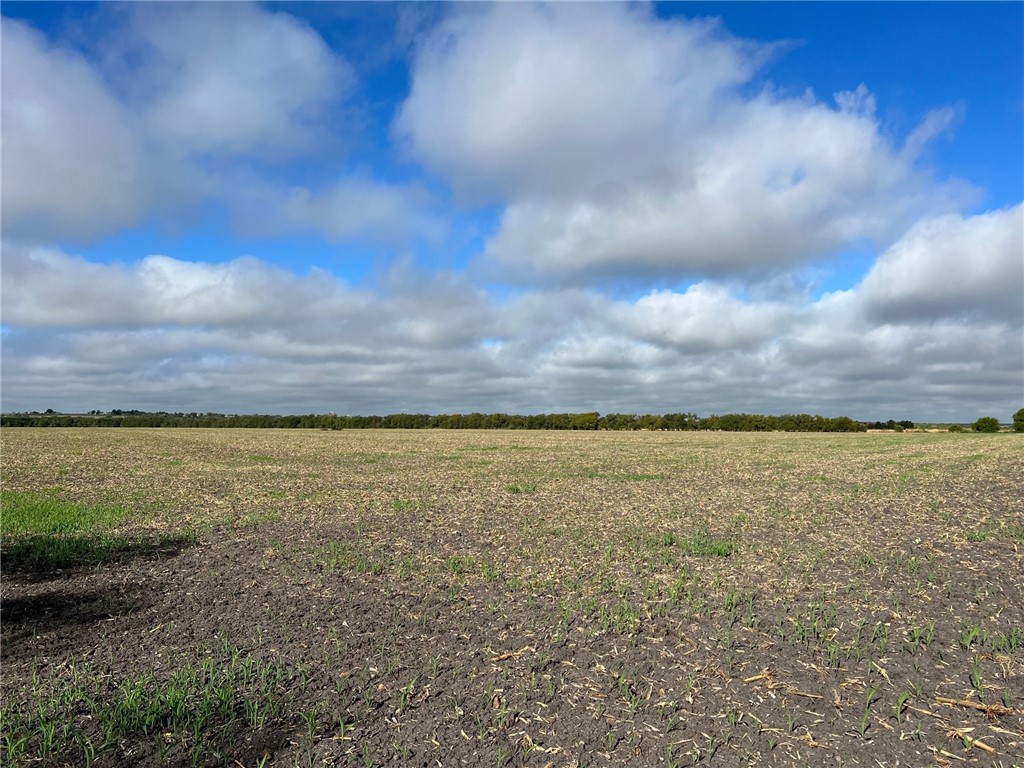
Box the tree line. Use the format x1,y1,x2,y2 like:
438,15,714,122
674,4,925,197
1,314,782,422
1,410,872,432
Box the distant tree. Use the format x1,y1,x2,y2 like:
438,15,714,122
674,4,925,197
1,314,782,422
948,424,964,433
600,413,639,430
973,416,1000,433
568,412,600,430
1014,408,1024,432
898,420,914,429
825,416,866,432
481,413,511,429
662,412,699,430
546,413,571,430
699,415,721,430
717,413,747,431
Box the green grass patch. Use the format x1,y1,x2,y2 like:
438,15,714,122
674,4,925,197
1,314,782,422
312,540,391,576
1,490,125,536
678,532,737,557
0,642,305,768
632,528,737,557
445,555,476,576
966,528,994,542
989,627,1024,653
1,490,195,571
506,481,538,494
234,509,283,529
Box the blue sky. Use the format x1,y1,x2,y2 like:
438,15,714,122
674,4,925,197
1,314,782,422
2,2,1021,421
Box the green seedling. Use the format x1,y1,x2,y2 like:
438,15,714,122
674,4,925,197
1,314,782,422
894,691,912,723
398,677,418,713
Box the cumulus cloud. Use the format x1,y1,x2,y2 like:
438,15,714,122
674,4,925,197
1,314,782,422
397,3,759,202
858,204,1023,322
231,175,444,246
776,312,1023,418
480,89,958,281
1,243,361,328
0,245,508,414
399,4,975,283
1,5,432,246
619,284,792,352
771,204,1024,416
113,2,353,157
2,240,1020,420
1,19,164,240
1,244,492,352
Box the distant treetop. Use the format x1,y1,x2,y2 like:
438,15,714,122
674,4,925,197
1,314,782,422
1,410,872,432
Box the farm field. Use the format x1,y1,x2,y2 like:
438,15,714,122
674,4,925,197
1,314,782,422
1,427,1022,767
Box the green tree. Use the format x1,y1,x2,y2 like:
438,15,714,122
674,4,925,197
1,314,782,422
1014,408,1024,432
973,416,1000,433
568,412,600,430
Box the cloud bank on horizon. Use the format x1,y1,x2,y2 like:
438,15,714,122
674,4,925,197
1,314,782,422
2,2,1021,421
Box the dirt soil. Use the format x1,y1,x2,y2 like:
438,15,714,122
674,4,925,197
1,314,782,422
2,428,1023,767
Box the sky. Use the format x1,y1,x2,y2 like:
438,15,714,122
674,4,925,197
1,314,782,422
2,1,1022,421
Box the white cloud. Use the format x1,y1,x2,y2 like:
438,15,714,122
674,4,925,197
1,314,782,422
2,244,139,326
400,4,976,283
1,5,428,246
770,217,1024,416
231,174,443,246
397,3,757,203
0,19,162,240
1,243,364,328
2,242,1021,420
1,244,495,354
776,312,1023,417
858,204,1023,321
619,284,791,352
483,87,974,282
901,105,962,162
0,245,509,414
117,3,353,157
833,82,876,117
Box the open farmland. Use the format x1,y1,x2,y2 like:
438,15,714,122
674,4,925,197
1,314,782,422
1,428,1022,767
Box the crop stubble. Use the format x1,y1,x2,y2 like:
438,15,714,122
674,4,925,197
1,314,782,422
1,428,1022,766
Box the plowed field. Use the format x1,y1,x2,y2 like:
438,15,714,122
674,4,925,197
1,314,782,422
2,428,1022,766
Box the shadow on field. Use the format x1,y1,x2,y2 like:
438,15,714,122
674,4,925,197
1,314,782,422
0,585,152,632
0,532,198,578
